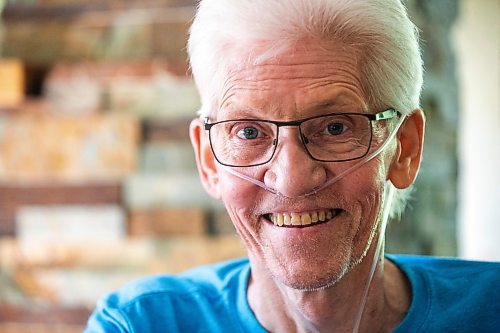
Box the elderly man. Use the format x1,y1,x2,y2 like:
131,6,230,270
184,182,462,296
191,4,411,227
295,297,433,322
85,0,500,332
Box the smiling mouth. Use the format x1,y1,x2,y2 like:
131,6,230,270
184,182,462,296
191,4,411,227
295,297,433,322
263,209,343,228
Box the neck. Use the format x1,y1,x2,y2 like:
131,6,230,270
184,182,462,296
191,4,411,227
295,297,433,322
247,247,410,333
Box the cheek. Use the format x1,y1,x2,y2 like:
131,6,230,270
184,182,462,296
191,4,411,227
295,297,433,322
217,169,266,232
349,155,389,196
338,160,384,197
218,171,267,256
218,171,260,209
344,160,387,230
349,182,386,266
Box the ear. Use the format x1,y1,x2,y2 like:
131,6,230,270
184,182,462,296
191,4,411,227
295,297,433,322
388,109,425,189
189,118,222,199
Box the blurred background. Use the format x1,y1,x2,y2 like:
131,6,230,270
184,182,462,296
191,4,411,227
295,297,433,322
0,0,498,331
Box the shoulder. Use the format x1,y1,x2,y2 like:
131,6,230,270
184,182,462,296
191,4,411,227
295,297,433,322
84,257,251,333
388,254,500,300
111,257,250,306
389,254,500,332
388,254,500,281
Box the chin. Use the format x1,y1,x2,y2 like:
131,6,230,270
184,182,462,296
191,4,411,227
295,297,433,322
280,270,348,292
265,251,358,292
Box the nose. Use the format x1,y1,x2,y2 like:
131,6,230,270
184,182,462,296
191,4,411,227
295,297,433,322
263,128,328,198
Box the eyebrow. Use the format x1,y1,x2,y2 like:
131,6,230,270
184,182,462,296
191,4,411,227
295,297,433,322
217,104,274,120
305,100,367,113
216,97,366,121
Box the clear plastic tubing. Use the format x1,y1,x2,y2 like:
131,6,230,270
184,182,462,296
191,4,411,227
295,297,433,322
219,115,404,332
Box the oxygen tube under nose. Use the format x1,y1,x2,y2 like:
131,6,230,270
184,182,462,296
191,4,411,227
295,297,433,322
221,114,406,199
218,115,404,332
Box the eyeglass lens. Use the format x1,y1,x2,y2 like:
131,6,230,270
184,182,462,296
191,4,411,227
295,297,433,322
209,114,373,167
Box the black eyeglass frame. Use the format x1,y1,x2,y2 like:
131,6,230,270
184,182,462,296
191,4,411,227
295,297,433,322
204,108,401,167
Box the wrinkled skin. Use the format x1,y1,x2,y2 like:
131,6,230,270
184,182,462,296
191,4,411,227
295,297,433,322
190,40,425,332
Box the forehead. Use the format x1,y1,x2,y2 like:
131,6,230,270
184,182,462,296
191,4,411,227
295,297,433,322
216,40,368,120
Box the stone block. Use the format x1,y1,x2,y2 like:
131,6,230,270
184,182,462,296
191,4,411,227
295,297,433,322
3,4,194,71
0,182,122,205
0,304,89,332
141,117,192,142
0,113,139,182
8,236,245,307
0,204,17,236
43,60,199,117
124,173,223,209
106,70,200,118
8,237,154,268
44,63,101,115
150,236,246,274
0,237,18,273
128,207,206,236
18,268,145,307
0,323,84,333
16,205,126,263
139,141,196,173
0,59,24,108
0,182,121,236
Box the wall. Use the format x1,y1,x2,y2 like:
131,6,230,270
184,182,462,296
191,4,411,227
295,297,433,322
454,0,500,261
386,0,460,256
0,2,246,332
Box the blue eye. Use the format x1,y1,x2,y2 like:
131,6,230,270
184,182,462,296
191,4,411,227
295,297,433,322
327,122,345,135
237,127,259,139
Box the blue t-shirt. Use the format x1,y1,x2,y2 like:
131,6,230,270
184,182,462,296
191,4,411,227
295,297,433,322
84,255,500,332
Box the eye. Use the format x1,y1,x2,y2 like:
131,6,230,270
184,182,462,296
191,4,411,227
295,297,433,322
326,122,346,135
237,126,260,140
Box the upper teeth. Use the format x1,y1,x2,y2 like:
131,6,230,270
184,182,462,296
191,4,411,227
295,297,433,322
270,210,338,227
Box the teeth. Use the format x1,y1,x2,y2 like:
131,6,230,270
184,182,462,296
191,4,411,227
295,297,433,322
291,213,301,226
301,213,312,225
269,210,339,227
311,212,318,223
277,214,284,226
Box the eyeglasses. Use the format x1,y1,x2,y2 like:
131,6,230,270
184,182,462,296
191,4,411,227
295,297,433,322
204,108,400,167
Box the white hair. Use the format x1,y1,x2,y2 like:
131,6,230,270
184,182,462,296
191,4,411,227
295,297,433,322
188,0,423,116
187,0,424,217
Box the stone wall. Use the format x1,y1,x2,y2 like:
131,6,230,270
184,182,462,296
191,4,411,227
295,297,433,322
386,0,459,256
0,3,243,331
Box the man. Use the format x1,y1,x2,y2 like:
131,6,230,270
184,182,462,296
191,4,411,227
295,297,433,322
85,0,500,332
